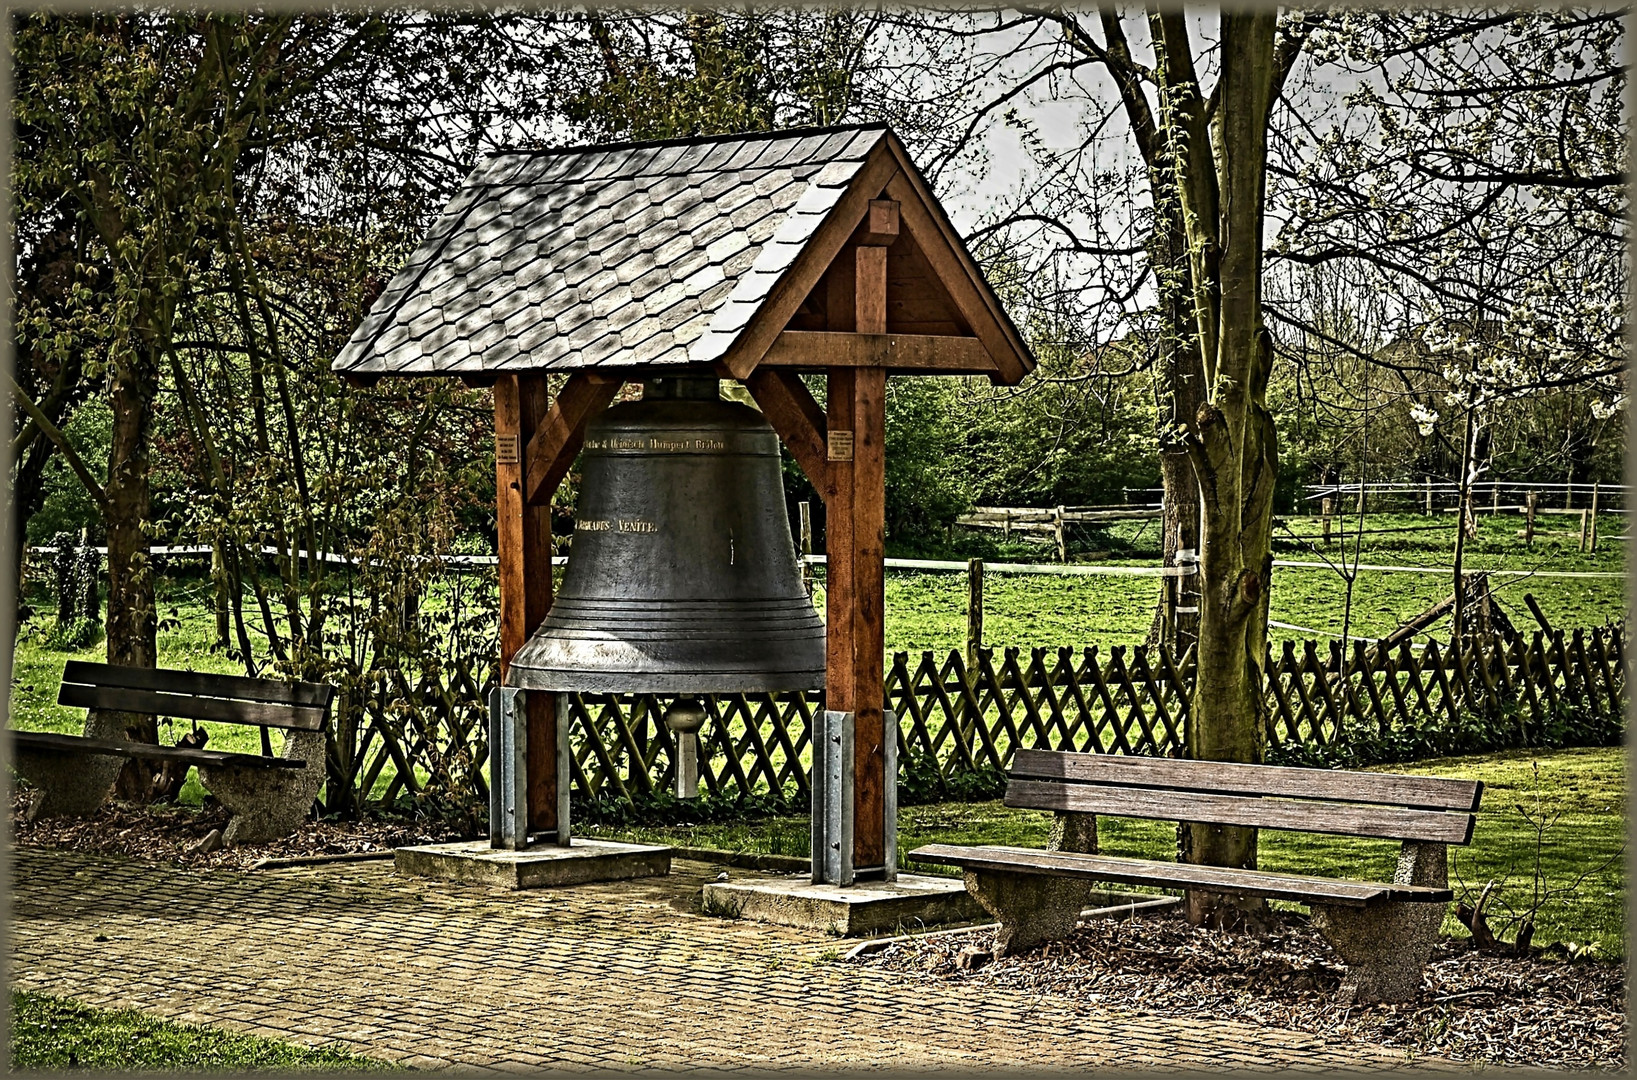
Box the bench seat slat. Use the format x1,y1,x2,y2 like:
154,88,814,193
12,730,304,770
1011,749,1482,812
58,683,327,731
909,844,1453,907
62,660,336,712
1005,778,1475,845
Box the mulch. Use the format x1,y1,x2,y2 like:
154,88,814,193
9,795,460,870
856,909,1626,1071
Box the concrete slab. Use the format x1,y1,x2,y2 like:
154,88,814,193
702,873,987,936
395,838,672,890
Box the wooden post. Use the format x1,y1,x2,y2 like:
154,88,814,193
798,499,813,598
1579,508,1590,552
1321,497,1333,547
966,558,984,670
1524,490,1537,547
1355,481,1365,516
495,373,564,844
1425,478,1433,515
1589,483,1600,552
1054,505,1067,562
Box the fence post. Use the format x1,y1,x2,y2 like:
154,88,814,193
1425,478,1433,514
1321,497,1334,547
1524,490,1537,547
1054,505,1067,563
1589,483,1600,552
1579,508,1590,552
798,500,813,597
1355,481,1365,516
1491,482,1499,514
966,558,984,670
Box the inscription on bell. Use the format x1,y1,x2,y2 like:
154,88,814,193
582,435,727,453
575,518,658,534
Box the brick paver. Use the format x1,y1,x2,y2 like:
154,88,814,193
11,849,1475,1071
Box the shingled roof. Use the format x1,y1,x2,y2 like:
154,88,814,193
332,123,1032,383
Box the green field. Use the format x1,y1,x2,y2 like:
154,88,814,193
10,510,1625,754
584,745,1627,959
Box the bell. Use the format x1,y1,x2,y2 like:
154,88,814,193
507,377,827,695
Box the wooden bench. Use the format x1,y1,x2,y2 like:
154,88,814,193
12,661,337,844
910,749,1483,1003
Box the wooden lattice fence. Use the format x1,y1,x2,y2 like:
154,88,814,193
328,625,1625,812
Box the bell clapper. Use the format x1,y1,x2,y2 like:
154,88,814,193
662,698,708,800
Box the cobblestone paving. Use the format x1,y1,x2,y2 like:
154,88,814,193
11,849,1476,1072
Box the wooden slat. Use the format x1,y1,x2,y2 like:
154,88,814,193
1011,749,1482,811
908,844,1452,907
12,730,304,769
61,661,333,711
760,331,995,374
1004,777,1476,844
59,682,327,731
521,371,623,506
495,374,529,682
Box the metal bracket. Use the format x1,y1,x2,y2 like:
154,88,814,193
488,686,528,851
812,709,855,885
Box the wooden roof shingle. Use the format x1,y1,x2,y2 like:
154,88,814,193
332,123,1033,383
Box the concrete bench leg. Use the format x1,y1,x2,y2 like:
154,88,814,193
964,870,1090,958
12,746,126,820
198,729,326,845
1313,841,1447,1004
965,810,1098,958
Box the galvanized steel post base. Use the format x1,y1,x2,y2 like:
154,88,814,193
810,709,898,886
488,688,571,850
811,710,854,885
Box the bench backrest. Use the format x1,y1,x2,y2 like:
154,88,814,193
1005,749,1482,846
59,661,336,732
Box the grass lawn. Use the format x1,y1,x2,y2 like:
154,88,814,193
582,745,1627,959
10,991,395,1071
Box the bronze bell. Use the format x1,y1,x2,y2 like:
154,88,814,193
506,377,827,695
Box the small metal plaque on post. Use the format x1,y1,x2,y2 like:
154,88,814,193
828,430,854,462
495,433,520,464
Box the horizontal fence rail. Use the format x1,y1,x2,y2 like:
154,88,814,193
326,624,1624,814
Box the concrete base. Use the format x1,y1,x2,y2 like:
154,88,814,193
702,873,987,937
395,838,673,890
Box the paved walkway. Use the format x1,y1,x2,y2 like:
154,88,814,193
11,848,1471,1072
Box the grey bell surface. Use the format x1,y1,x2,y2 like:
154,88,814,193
507,377,827,695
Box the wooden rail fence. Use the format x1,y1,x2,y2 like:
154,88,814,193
326,625,1625,812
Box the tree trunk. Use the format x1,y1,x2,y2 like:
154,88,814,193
98,341,161,799
1166,12,1279,927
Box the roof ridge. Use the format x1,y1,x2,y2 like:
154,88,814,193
479,121,890,163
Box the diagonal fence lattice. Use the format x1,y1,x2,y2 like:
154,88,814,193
329,625,1625,813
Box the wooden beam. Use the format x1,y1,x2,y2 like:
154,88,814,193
720,146,904,380
495,375,529,682
760,331,995,373
338,371,380,389
855,247,887,335
884,170,1030,385
860,199,900,246
744,369,830,495
851,366,888,871
518,375,559,836
522,372,623,506
824,368,857,720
